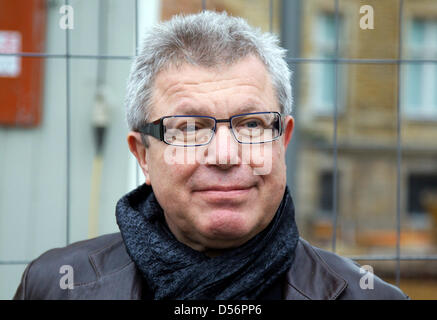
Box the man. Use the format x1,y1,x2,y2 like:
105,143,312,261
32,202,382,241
14,11,408,300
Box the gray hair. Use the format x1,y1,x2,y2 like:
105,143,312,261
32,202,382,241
125,10,292,132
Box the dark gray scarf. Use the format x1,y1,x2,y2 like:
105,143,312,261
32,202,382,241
116,183,299,300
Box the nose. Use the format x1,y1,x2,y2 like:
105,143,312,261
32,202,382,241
204,124,240,168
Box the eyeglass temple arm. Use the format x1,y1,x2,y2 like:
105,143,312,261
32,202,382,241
138,121,163,141
273,115,284,136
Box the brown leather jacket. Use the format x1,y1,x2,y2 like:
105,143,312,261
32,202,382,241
13,232,408,300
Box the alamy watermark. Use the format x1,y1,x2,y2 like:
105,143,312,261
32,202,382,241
360,5,374,30
161,128,274,175
59,5,74,30
56,4,375,34
359,265,374,290
59,265,74,290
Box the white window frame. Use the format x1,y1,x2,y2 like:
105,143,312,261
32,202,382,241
403,19,437,120
310,12,346,116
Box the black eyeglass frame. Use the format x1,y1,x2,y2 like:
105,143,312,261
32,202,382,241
136,111,284,147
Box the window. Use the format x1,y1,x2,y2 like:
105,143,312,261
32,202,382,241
404,19,437,118
408,173,437,216
319,170,339,215
310,12,344,114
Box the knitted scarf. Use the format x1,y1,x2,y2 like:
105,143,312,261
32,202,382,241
116,183,299,300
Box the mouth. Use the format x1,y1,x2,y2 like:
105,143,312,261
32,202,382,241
192,185,256,203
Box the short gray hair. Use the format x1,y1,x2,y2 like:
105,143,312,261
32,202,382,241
125,10,292,131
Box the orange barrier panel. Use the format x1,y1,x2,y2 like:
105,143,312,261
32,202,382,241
0,0,46,127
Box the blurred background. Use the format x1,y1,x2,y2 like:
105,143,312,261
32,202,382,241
0,0,436,299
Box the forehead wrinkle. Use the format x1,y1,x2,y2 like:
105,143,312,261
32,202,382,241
232,101,265,115
151,59,276,119
154,55,272,95
173,80,264,97
154,81,266,115
158,65,266,92
173,101,213,116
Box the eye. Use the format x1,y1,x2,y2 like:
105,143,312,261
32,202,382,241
179,124,195,132
245,120,261,128
237,117,268,129
179,122,206,132
176,119,212,132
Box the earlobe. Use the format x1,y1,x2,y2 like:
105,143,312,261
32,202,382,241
127,132,151,185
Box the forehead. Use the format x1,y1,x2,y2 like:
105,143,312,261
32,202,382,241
150,55,278,119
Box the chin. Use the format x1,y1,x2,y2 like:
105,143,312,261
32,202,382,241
201,209,255,242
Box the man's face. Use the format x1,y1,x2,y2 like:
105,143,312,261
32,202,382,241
128,55,294,252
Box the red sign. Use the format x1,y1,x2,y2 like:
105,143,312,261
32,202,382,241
0,0,46,127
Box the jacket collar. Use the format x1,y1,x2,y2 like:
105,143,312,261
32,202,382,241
78,234,347,300
88,235,133,278
283,238,348,300
67,234,143,300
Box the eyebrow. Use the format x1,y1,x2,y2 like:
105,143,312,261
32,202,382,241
172,104,212,116
171,101,265,117
233,103,264,115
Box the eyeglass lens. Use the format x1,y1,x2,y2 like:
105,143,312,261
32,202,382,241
162,113,280,146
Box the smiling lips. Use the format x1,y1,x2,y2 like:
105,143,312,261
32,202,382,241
193,185,255,202
195,185,253,192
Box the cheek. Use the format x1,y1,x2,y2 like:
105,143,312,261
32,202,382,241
148,147,199,209
150,163,195,231
150,163,197,192
240,144,269,175
149,146,197,181
244,143,286,178
272,148,287,187
256,147,287,207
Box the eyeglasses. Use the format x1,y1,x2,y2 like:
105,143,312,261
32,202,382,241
137,111,283,147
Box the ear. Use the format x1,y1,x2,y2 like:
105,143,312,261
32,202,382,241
282,115,294,151
127,131,151,185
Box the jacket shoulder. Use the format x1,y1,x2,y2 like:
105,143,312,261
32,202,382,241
306,240,409,300
13,233,126,299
